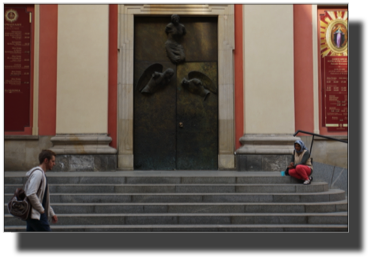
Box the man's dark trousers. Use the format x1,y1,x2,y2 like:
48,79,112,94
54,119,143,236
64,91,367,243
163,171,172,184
26,213,51,231
26,175,51,231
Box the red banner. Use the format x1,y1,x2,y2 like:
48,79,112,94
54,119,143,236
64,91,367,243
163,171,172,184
319,11,348,132
4,7,32,131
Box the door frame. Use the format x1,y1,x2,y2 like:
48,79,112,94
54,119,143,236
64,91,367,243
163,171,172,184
117,4,235,170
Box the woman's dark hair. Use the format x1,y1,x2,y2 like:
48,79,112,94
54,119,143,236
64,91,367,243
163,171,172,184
39,150,56,164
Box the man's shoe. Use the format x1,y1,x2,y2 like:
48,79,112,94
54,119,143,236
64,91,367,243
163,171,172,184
303,179,311,185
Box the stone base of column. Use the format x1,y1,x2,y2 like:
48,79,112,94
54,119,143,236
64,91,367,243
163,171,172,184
49,134,117,171
52,154,117,171
235,134,300,171
218,154,235,170
118,154,134,170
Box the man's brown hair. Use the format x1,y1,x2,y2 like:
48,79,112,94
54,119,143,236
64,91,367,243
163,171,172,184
39,150,56,164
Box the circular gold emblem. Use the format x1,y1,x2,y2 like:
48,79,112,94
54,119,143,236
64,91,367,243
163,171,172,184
5,9,18,23
326,19,348,54
320,11,348,57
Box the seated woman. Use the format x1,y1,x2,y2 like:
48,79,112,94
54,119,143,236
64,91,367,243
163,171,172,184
287,140,313,185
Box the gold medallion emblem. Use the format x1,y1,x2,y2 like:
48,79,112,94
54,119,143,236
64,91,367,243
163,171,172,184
5,9,18,23
320,11,348,57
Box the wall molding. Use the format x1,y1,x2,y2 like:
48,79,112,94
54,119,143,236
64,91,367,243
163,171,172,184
5,135,39,140
32,4,40,136
50,134,117,154
312,4,320,134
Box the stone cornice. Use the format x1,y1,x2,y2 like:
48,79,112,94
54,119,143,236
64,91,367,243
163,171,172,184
5,135,39,140
236,134,300,155
50,134,117,154
122,4,232,15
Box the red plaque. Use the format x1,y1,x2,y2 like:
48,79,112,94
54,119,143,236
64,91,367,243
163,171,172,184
319,11,348,132
4,7,32,131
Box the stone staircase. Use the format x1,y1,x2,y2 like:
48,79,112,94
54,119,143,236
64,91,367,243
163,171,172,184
4,171,348,232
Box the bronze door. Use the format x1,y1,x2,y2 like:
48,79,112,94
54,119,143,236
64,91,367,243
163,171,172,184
134,16,218,170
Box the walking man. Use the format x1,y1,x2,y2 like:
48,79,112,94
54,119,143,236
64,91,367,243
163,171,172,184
24,149,58,231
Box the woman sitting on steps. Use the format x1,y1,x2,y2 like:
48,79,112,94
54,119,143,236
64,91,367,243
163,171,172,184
287,140,313,185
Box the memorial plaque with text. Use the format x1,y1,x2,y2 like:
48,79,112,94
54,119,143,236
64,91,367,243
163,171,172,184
4,7,32,131
322,57,348,131
319,10,348,132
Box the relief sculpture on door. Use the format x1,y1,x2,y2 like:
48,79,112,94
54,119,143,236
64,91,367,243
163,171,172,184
134,15,218,170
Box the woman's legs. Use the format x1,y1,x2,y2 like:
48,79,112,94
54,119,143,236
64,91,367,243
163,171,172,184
288,165,311,181
288,168,302,180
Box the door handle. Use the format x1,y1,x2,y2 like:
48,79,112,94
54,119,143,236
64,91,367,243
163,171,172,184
179,122,183,128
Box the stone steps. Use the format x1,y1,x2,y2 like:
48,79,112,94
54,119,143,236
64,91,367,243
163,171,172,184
4,224,348,232
5,212,348,226
5,193,344,203
4,174,308,185
4,189,345,203
4,200,348,214
4,171,348,232
4,182,329,193
4,182,328,194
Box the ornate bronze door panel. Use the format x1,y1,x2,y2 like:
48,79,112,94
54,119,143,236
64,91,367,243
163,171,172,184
134,16,218,170
177,62,218,170
133,61,177,170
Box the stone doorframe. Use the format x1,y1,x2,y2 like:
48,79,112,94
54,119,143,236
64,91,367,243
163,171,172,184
117,4,235,170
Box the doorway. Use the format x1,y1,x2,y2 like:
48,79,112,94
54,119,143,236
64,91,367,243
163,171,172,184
133,16,218,170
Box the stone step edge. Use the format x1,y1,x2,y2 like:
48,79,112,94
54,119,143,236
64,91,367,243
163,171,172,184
4,224,349,231
3,171,289,177
4,189,344,196
4,224,348,228
4,200,349,206
4,212,348,217
4,182,328,186
8,211,348,217
4,180,327,185
5,192,338,196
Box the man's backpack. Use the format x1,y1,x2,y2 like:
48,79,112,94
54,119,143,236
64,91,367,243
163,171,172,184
7,169,43,221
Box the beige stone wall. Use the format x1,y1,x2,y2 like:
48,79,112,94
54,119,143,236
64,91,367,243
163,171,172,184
243,5,295,134
300,136,348,168
56,5,109,134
